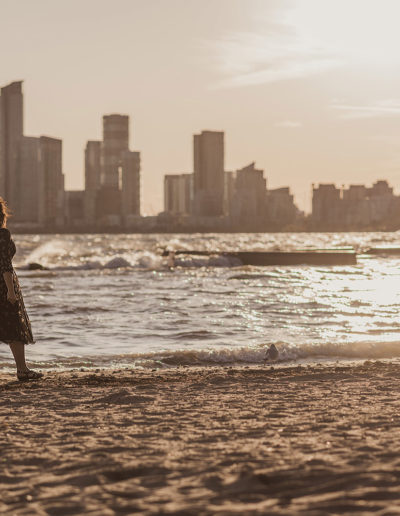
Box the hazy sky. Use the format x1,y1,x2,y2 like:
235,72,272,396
2,0,400,214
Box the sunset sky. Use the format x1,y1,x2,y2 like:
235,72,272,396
2,0,400,214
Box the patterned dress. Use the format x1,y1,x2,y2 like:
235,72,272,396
0,228,34,344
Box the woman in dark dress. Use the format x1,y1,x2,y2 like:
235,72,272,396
0,198,42,381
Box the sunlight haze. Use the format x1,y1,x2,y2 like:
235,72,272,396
2,0,400,214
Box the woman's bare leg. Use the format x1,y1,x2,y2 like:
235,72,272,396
9,342,28,372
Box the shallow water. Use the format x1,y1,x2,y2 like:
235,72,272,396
1,232,400,369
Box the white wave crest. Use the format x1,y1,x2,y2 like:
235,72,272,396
14,341,400,371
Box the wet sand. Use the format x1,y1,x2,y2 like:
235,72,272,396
1,361,400,515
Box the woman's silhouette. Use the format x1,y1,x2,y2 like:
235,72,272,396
0,198,42,381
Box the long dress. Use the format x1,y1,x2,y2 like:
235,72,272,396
0,228,34,344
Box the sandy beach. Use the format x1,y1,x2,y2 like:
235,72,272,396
1,361,400,515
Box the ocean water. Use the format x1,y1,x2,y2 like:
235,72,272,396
1,232,400,369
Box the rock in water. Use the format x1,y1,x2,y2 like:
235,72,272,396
27,262,46,270
104,257,131,269
265,344,279,361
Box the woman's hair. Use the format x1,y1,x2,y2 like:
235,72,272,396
0,197,10,228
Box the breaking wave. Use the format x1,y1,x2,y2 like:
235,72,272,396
18,253,243,272
7,341,400,371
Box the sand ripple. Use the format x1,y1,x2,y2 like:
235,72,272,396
1,362,400,514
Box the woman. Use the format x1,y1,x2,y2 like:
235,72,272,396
0,198,42,381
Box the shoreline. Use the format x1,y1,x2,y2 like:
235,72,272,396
8,228,400,235
1,358,397,380
1,355,399,374
2,361,400,515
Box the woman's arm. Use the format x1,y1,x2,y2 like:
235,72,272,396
3,271,16,303
0,229,16,303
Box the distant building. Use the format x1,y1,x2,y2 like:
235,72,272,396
368,180,395,223
0,81,66,229
224,171,235,216
121,150,141,221
13,135,64,227
65,190,85,227
164,175,180,214
164,173,192,215
95,186,121,226
342,185,368,226
38,136,65,227
193,130,224,216
14,136,41,223
0,81,23,209
101,114,129,187
266,187,298,226
85,140,101,191
312,184,342,229
84,114,142,227
312,180,400,230
84,140,101,225
231,162,266,221
343,185,368,201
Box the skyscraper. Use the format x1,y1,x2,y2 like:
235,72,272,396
164,174,192,215
84,114,142,227
265,187,298,227
38,136,64,226
0,81,23,208
101,114,129,187
14,136,41,223
232,162,266,220
85,140,101,191
84,140,101,224
224,171,235,216
121,150,141,220
193,130,224,216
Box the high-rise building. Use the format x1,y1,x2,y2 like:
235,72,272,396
164,173,192,215
14,136,41,223
0,81,23,208
84,114,142,227
101,114,129,187
85,140,101,191
84,140,101,224
65,190,85,226
265,187,298,226
368,180,395,224
95,186,121,225
14,135,66,226
193,130,224,216
164,175,180,214
38,136,64,226
96,115,129,224
121,150,140,219
224,171,235,216
232,162,266,220
312,184,342,229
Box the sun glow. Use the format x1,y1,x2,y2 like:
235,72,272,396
286,0,400,68
213,0,400,89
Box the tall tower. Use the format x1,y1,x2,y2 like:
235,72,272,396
164,174,192,215
84,140,101,225
0,81,23,207
14,136,41,223
85,140,101,191
121,150,140,219
193,130,224,216
101,114,129,187
38,136,64,226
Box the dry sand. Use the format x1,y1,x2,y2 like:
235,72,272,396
1,361,400,515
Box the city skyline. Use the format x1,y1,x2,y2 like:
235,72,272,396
2,77,400,233
3,0,400,214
